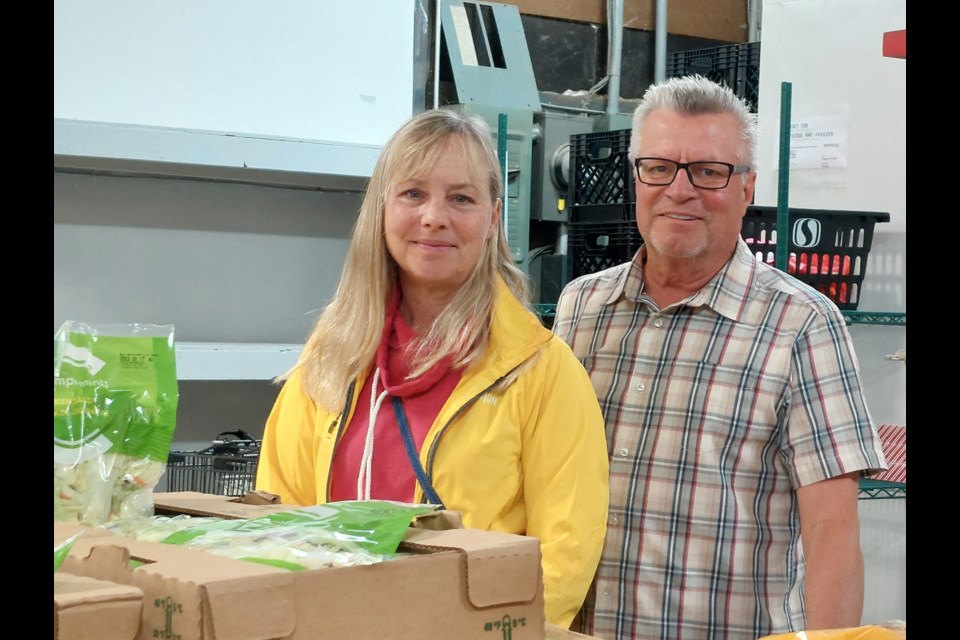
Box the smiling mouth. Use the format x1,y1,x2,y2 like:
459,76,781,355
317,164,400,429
662,213,699,221
414,240,454,249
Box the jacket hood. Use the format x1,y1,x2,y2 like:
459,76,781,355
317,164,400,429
454,278,553,396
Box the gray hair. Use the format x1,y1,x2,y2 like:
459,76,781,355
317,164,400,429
629,74,759,167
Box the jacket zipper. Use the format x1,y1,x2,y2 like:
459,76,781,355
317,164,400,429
324,380,357,501
422,374,513,495
326,360,528,503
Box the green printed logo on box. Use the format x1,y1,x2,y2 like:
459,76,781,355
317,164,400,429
484,613,527,639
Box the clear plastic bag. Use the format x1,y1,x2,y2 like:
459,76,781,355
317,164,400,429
101,500,439,571
54,321,179,525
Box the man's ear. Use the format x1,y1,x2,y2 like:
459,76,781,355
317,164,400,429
742,172,757,207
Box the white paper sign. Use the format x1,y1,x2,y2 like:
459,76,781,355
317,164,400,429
789,114,849,170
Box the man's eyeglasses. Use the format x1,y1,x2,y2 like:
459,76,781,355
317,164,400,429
634,157,752,190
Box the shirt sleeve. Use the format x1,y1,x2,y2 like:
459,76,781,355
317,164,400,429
783,305,888,488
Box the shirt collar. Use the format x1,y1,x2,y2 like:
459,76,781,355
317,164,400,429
610,238,758,323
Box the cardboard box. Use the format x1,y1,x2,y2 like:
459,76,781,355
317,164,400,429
152,490,466,529
545,622,602,639
55,572,143,640
507,0,748,43
56,496,544,639
152,490,298,519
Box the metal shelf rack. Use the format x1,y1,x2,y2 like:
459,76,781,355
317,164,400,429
536,305,906,328
859,479,906,500
842,311,906,326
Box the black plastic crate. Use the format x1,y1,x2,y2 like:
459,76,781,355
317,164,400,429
737,42,761,111
566,205,889,310
666,42,760,111
166,431,261,497
565,126,889,309
568,220,642,278
569,129,635,209
743,205,890,311
569,202,634,224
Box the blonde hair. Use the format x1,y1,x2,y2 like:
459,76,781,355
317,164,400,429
283,107,529,409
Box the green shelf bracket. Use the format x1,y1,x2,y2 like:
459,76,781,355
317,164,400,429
842,311,906,326
533,303,556,319
859,478,906,500
537,306,905,327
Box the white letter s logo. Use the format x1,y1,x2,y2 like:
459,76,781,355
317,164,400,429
792,218,821,248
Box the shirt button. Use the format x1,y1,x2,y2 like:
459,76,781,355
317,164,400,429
654,318,664,328
602,587,611,596
609,515,618,525
619,448,629,457
635,382,646,391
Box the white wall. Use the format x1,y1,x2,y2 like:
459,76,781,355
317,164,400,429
53,1,428,446
53,172,360,343
54,0,418,146
756,0,906,624
755,0,906,235
54,171,361,445
54,0,425,344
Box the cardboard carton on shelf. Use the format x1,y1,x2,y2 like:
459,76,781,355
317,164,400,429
54,572,143,640
54,492,543,640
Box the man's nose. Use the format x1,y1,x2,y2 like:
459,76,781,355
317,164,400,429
665,167,697,196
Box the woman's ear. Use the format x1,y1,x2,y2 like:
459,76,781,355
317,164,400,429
488,198,502,239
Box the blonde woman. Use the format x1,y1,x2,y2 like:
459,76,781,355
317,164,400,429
256,107,609,629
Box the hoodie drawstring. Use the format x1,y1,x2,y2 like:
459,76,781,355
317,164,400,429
357,368,390,501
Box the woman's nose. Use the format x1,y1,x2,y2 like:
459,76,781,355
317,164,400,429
420,198,449,226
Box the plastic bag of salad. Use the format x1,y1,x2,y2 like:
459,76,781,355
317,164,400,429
54,321,178,525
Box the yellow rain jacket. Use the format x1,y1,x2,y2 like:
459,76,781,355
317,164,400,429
257,280,610,628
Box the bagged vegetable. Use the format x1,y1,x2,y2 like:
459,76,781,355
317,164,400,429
54,321,179,525
54,532,83,572
102,500,439,571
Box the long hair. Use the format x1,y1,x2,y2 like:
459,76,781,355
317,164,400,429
282,107,529,409
629,74,760,169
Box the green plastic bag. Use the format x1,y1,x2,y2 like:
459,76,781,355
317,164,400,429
54,532,82,572
102,500,439,571
54,321,179,525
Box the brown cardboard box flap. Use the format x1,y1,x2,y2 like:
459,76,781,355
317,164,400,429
413,508,464,530
153,492,466,530
403,528,541,607
55,572,144,607
54,520,115,546
202,576,296,640
153,491,295,519
509,0,747,42
64,535,298,640
55,572,144,640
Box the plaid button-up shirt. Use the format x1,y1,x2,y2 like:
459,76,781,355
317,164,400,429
553,238,886,640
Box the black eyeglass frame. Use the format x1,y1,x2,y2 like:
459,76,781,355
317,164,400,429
633,157,753,190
